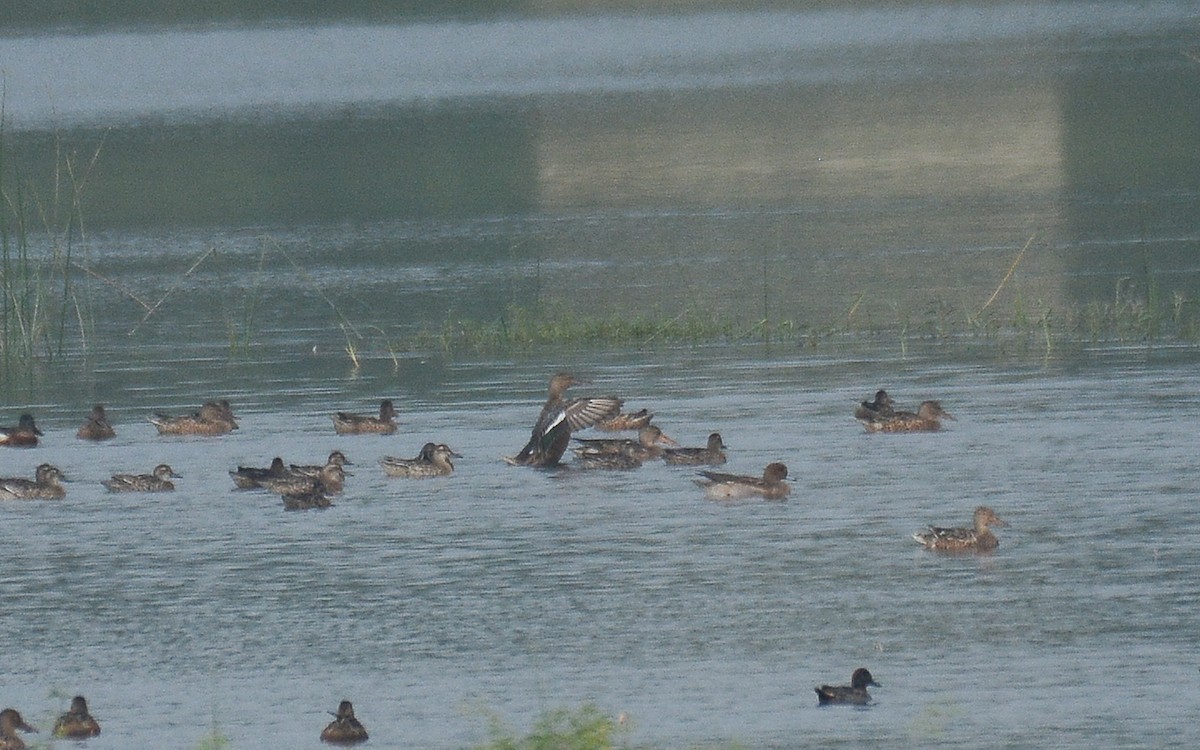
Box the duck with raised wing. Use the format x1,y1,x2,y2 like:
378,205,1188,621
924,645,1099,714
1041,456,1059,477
0,708,36,750
853,389,895,422
230,457,288,489
506,373,623,468
595,408,654,432
573,424,678,462
696,462,790,501
662,432,728,466
816,667,880,705
76,405,116,441
102,464,180,493
381,443,461,478
859,400,953,433
332,399,397,435
0,414,43,447
320,700,368,745
913,506,1006,552
53,696,101,739
0,464,67,500
150,399,238,435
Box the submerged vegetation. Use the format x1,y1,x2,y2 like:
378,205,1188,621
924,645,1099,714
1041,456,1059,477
384,234,1199,360
394,273,1200,360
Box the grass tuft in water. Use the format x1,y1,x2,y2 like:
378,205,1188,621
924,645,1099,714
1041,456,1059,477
475,704,627,750
195,708,232,750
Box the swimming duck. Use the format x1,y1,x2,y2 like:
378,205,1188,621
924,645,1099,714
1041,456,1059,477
53,696,101,739
102,464,180,493
506,373,623,468
0,414,43,447
853,389,895,422
320,700,368,745
281,488,333,511
290,450,353,478
595,408,654,432
260,463,345,497
815,667,880,705
662,432,728,466
574,447,644,470
230,457,289,489
913,506,1006,552
381,443,461,478
859,400,953,433
150,399,238,436
0,464,67,500
0,708,36,750
696,462,790,500
573,425,678,462
76,405,116,441
332,399,397,435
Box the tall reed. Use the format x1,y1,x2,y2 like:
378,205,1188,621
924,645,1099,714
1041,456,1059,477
0,111,103,380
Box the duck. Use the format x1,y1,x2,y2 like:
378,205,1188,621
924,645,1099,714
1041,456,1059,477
230,457,289,489
815,667,880,705
853,389,895,422
573,424,679,462
332,399,397,435
574,447,644,470
290,450,353,478
281,488,333,511
76,405,116,441
913,506,1006,552
320,700,368,745
381,443,461,478
595,408,654,432
859,400,953,433
696,462,790,501
0,464,67,500
102,464,180,493
53,695,101,738
260,463,345,497
0,708,36,750
0,414,43,447
506,373,623,468
150,399,238,436
662,432,728,466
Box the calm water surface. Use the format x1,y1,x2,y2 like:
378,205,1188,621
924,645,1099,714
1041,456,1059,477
0,1,1199,747
2,347,1200,749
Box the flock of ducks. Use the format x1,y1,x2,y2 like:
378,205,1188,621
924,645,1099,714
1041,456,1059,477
0,697,366,748
0,667,887,750
0,374,1002,740
0,697,100,750
0,670,888,750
